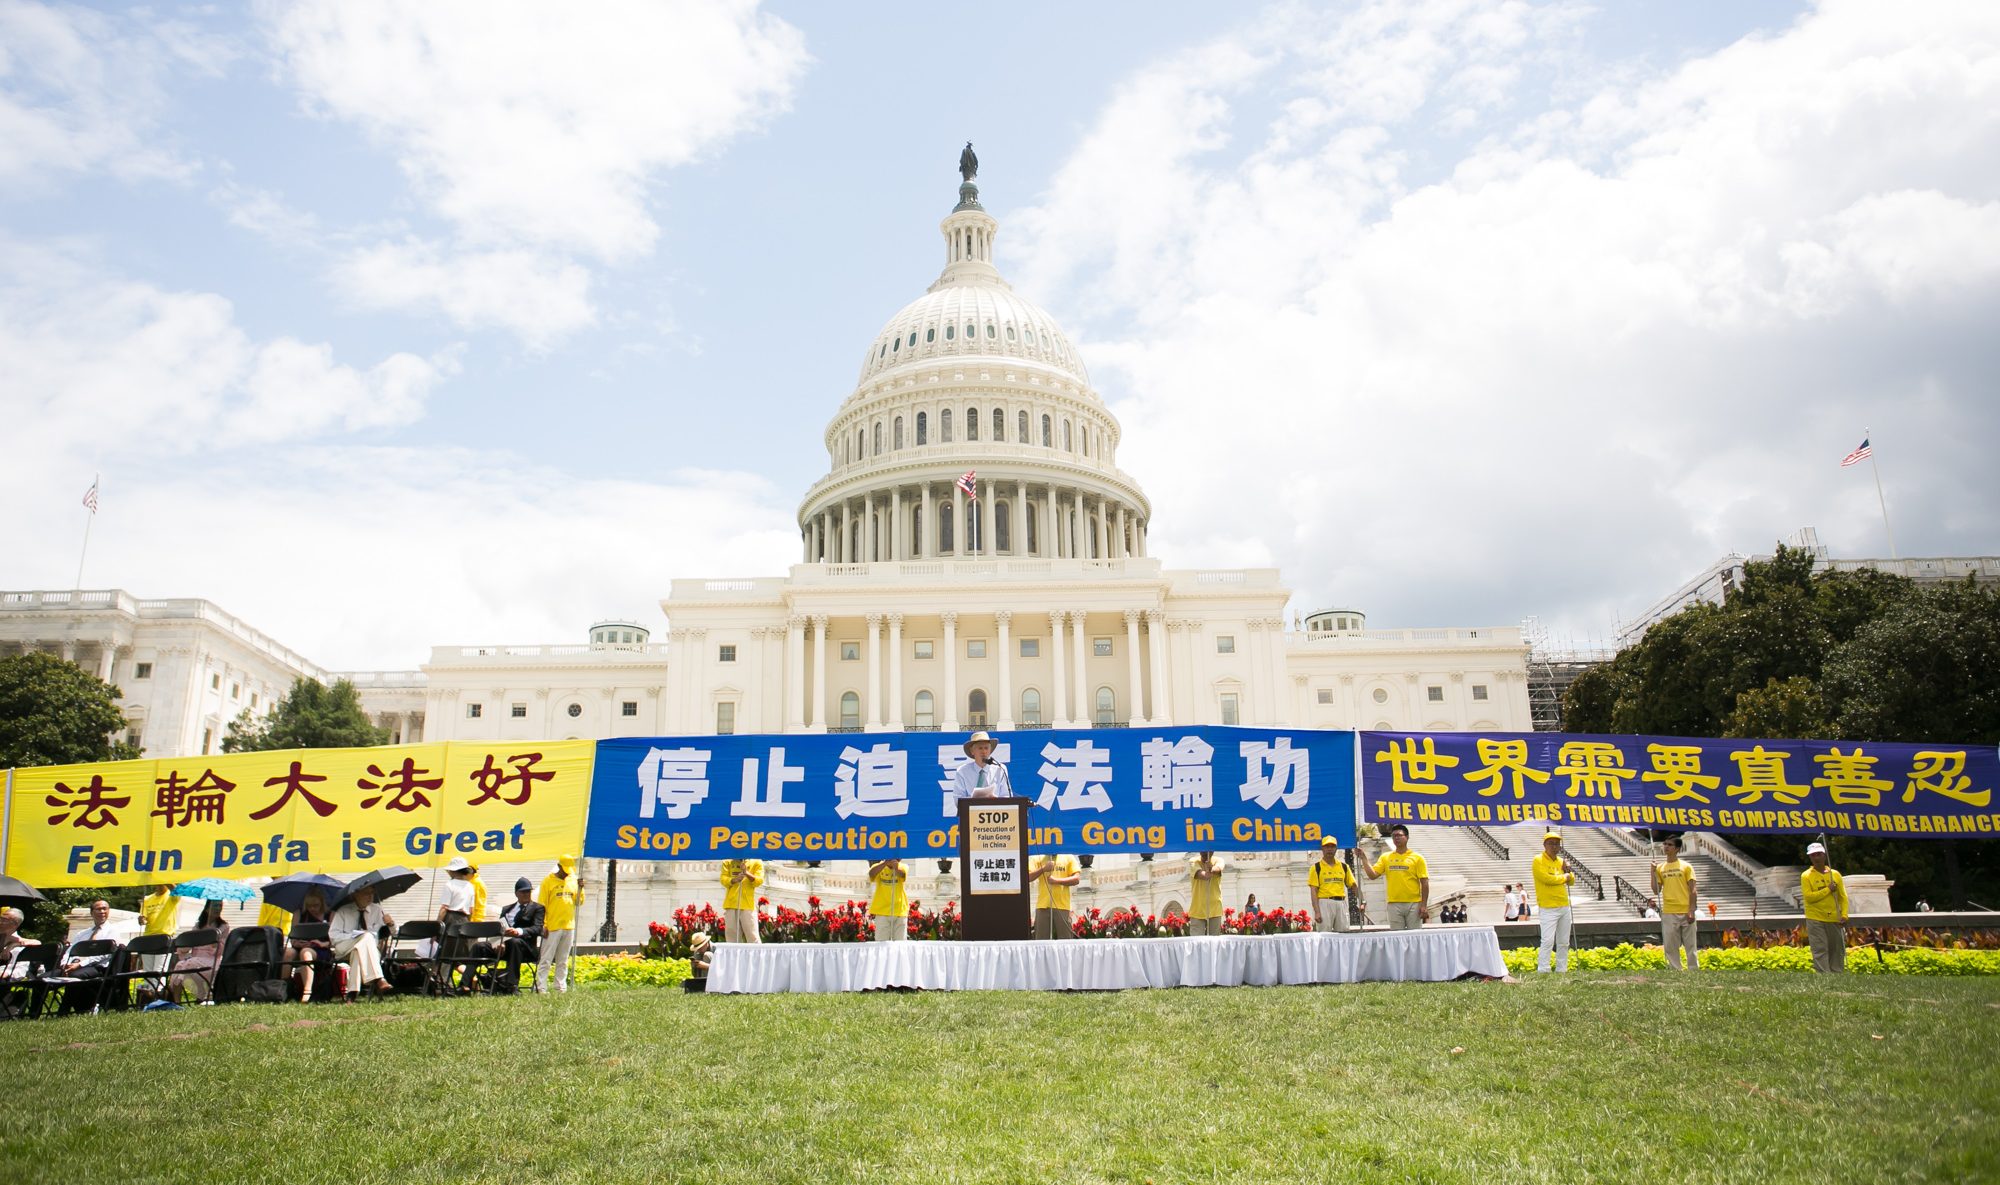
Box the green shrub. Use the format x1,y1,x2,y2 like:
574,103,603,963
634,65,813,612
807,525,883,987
572,953,692,989
1503,943,2000,975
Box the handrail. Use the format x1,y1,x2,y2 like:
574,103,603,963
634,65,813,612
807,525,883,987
1612,875,1651,917
1561,851,1605,900
1597,828,1648,856
1682,832,1766,896
1466,827,1510,862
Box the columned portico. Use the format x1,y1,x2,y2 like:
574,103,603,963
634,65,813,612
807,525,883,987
809,614,829,732
1123,609,1143,726
1047,610,1068,726
864,613,883,730
1145,609,1169,724
1069,610,1088,726
885,613,905,730
995,610,1014,730
940,611,960,731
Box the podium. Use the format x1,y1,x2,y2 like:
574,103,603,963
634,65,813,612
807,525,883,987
956,797,1031,941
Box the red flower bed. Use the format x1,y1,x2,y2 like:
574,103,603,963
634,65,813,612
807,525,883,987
649,899,1323,950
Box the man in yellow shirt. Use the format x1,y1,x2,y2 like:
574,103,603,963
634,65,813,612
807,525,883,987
720,857,764,944
1029,853,1081,939
1530,832,1575,973
1308,837,1356,932
1651,835,1699,971
1187,852,1225,936
1362,824,1428,929
467,864,489,923
867,858,909,941
1801,842,1849,974
535,854,585,993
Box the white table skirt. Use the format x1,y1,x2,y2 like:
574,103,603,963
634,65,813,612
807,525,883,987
706,927,1507,994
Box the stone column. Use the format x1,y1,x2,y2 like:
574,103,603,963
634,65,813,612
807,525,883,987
1047,610,1068,726
981,477,996,558
785,614,806,731
1115,504,1127,558
1123,609,1143,726
1070,610,1089,726
953,482,965,557
841,502,851,564
891,487,903,562
863,496,876,564
864,613,883,730
921,484,934,559
995,610,1014,730
940,611,961,731
1014,479,1026,557
1146,610,1170,724
1070,496,1082,560
1096,499,1110,561
810,614,829,732
886,613,905,730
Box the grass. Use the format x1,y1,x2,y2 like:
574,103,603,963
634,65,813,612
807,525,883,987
3,973,1997,1184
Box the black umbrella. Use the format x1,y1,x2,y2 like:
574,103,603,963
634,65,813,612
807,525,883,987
336,866,422,907
0,875,47,910
261,872,348,915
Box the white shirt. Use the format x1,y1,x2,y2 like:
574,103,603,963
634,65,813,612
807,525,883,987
330,901,386,946
950,757,1012,801
63,924,115,970
439,878,475,913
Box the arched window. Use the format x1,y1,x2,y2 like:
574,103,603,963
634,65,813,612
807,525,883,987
940,506,954,552
987,323,996,339
910,503,923,555
892,337,900,353
993,408,1005,440
1018,410,1029,442
967,688,988,727
942,408,954,443
1021,688,1042,727
873,422,883,455
944,324,954,340
995,501,1011,552
839,691,860,729
1063,420,1073,451
1006,325,1016,342
908,332,917,347
1081,428,1088,457
926,327,935,343
914,690,935,728
965,323,976,340
1041,415,1052,447
966,407,979,441
857,428,865,459
916,411,927,445
1095,687,1116,725
1026,503,1039,554
879,342,887,358
894,416,904,449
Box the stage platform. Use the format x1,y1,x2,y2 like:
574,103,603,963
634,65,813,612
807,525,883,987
706,927,1508,994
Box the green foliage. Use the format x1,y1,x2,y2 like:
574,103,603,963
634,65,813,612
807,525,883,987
1502,942,2000,976
223,677,386,752
572,953,692,988
0,651,137,769
1723,675,1828,739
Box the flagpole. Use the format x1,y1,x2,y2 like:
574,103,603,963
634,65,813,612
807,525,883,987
75,473,96,590
1864,428,1897,559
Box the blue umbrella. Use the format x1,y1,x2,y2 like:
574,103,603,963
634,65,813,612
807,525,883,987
261,872,348,914
171,877,259,902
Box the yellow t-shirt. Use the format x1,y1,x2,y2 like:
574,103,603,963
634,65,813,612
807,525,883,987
1801,867,1848,923
469,874,489,923
868,863,909,918
1308,859,1355,899
140,890,178,935
1530,853,1574,910
257,902,293,934
1033,854,1080,911
1187,857,1225,920
1655,859,1696,915
538,873,585,932
720,859,764,912
1371,849,1429,904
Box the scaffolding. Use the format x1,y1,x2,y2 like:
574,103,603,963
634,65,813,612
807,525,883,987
1522,616,1615,732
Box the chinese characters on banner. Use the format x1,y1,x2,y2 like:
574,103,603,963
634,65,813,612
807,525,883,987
6,741,597,887
1359,732,1998,838
588,727,1356,860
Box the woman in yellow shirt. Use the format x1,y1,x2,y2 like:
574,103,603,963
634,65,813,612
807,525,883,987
720,858,764,944
868,859,909,940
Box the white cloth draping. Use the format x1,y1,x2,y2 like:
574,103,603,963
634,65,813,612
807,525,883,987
707,927,1507,994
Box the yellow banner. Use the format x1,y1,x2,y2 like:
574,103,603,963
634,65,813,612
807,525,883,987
3,741,595,888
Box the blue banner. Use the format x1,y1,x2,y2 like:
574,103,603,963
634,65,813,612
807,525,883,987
1360,731,1999,838
586,727,1355,860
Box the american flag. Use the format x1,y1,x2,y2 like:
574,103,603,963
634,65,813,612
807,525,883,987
956,470,978,499
81,477,98,514
1840,438,1872,468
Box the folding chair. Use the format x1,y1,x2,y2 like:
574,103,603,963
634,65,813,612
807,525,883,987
383,921,443,996
106,934,176,1007
2,945,62,1019
165,928,221,1003
437,921,503,994
279,923,336,1002
211,926,284,1003
44,939,121,1015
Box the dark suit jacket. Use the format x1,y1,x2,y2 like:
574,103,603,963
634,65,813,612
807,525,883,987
499,900,546,949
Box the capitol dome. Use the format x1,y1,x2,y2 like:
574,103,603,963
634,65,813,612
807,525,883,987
796,157,1150,568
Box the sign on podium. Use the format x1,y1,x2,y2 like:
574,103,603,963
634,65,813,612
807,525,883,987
957,797,1030,940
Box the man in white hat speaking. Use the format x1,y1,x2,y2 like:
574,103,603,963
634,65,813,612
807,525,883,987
1801,842,1849,974
950,731,1012,801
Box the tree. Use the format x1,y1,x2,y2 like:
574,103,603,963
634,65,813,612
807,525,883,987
223,677,386,752
0,652,138,769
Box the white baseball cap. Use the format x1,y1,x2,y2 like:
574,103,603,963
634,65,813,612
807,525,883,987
1805,842,1827,856
444,856,471,872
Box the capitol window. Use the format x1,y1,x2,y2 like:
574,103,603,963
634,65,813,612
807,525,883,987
841,641,860,661
914,690,935,727
916,412,927,445
467,703,482,719
944,324,953,340
908,332,917,347
511,703,526,718
1372,687,1389,704
892,337,899,352
1019,638,1039,658
987,323,996,338
1063,420,1073,451
1219,693,1239,726
718,644,736,663
967,688,988,727
567,703,583,718
840,692,860,729
1317,689,1334,704
1094,637,1113,657
894,417,904,449
1472,685,1489,701
1095,687,1116,725
928,327,937,342
1041,415,1052,447
942,408,953,442
993,408,1005,440
965,323,975,340
1427,686,1444,702
914,640,934,659
622,701,638,717
134,662,151,679
967,639,986,659
1006,325,1016,341
1216,635,1235,654
1021,688,1043,726
716,702,736,735
1018,410,1029,441
966,407,979,441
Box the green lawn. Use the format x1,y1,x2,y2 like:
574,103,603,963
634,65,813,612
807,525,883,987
3,974,1996,1184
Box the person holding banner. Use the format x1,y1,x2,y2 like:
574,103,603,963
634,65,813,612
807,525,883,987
1801,842,1849,974
536,855,585,992
867,858,910,940
1187,852,1225,936
720,857,764,944
139,884,179,975
1530,832,1576,974
1651,836,1699,971
951,731,1012,799
1363,825,1428,929
1029,853,1081,939
1307,838,1355,932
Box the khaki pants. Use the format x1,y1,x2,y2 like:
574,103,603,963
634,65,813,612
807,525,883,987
1187,915,1221,937
1315,897,1351,932
1386,902,1422,931
333,933,384,990
535,928,575,992
1807,919,1846,974
1035,908,1071,939
725,908,760,944
872,915,907,941
1536,905,1572,973
1663,914,1699,970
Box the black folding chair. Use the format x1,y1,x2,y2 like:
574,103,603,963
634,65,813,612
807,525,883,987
279,923,334,1002
438,921,503,994
384,921,443,995
2,945,62,1019
211,926,284,1003
45,939,121,1015
106,933,176,1006
165,928,221,1003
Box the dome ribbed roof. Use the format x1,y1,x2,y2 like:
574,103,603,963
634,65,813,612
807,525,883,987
857,285,1089,387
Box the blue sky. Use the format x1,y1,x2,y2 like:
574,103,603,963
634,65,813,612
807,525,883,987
5,1,1996,669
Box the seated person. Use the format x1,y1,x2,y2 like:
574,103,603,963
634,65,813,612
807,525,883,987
167,900,231,1003
59,899,118,1014
289,890,334,1003
491,878,544,992
690,932,712,977
0,906,37,970
329,886,394,999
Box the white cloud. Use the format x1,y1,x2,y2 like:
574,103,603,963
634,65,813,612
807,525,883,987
334,239,595,347
1010,0,2000,638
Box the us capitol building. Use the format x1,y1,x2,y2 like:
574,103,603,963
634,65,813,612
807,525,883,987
3,160,1534,933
